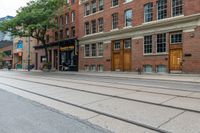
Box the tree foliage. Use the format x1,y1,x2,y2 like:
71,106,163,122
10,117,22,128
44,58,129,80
0,0,67,62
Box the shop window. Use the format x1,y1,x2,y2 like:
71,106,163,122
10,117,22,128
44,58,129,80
98,65,104,72
144,65,153,73
157,65,166,73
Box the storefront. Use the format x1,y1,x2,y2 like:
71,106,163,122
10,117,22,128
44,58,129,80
59,39,78,71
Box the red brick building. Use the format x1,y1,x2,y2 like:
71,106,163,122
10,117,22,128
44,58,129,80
78,0,200,73
34,0,79,71
0,41,13,68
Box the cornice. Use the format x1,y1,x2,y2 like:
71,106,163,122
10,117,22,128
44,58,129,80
79,13,200,44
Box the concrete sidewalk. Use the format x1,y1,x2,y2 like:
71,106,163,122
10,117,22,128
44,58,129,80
3,69,200,83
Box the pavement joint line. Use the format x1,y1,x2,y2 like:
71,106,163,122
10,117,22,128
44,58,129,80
160,96,178,104
86,114,101,121
1,76,200,114
157,111,185,129
0,82,169,133
2,75,200,101
82,97,114,106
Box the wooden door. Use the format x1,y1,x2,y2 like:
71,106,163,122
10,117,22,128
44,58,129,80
169,49,183,70
112,39,132,71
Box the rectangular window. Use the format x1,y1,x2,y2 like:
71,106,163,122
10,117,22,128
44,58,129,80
125,9,132,27
98,42,103,56
60,30,63,39
157,33,166,53
144,35,152,54
85,3,90,16
124,39,131,49
144,3,153,22
85,44,90,57
71,27,75,37
66,28,69,38
171,33,182,44
98,18,104,32
99,0,104,11
92,0,97,13
60,16,63,27
71,11,75,22
144,65,153,73
112,0,118,7
66,13,69,24
91,44,97,56
114,40,120,50
157,0,167,20
91,20,96,34
172,0,183,17
112,13,118,29
85,22,90,35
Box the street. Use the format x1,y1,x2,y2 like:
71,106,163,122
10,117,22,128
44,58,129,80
0,88,110,133
0,70,200,133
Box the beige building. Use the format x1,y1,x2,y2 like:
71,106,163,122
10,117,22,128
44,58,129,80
13,37,37,69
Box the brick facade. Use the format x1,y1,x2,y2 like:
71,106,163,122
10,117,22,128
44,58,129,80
78,0,200,73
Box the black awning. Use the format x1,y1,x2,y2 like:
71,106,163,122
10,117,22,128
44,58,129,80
34,38,77,49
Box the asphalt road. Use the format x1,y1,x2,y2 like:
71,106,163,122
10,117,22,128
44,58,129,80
0,89,110,133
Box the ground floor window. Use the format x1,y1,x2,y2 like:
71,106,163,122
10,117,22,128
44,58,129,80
143,65,152,73
84,65,90,71
157,65,166,73
98,65,104,72
91,65,96,71
84,42,104,57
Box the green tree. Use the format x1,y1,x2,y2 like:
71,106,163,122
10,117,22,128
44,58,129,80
0,0,67,63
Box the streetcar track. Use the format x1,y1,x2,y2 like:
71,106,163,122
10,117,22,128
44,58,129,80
0,82,168,133
1,76,200,114
2,74,200,100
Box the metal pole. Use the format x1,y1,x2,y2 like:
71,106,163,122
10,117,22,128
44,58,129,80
28,36,30,71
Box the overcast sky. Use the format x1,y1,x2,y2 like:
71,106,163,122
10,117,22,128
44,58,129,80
0,0,31,18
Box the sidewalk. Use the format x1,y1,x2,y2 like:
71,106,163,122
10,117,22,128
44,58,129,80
5,69,200,83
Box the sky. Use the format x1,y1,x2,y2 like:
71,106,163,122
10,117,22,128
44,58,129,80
0,0,31,18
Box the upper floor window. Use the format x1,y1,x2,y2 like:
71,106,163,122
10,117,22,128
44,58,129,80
125,0,132,3
171,32,182,44
71,27,75,37
55,32,58,41
60,30,63,39
99,0,104,11
157,33,166,53
157,0,167,20
112,13,118,29
112,0,118,7
172,0,183,17
60,16,63,27
144,3,153,22
91,20,96,34
46,35,49,43
66,28,69,38
66,13,69,24
85,3,90,16
144,35,152,54
71,11,75,22
98,17,104,32
92,0,97,13
85,22,90,35
124,9,132,27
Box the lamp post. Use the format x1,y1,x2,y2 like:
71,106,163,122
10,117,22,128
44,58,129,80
28,36,30,71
